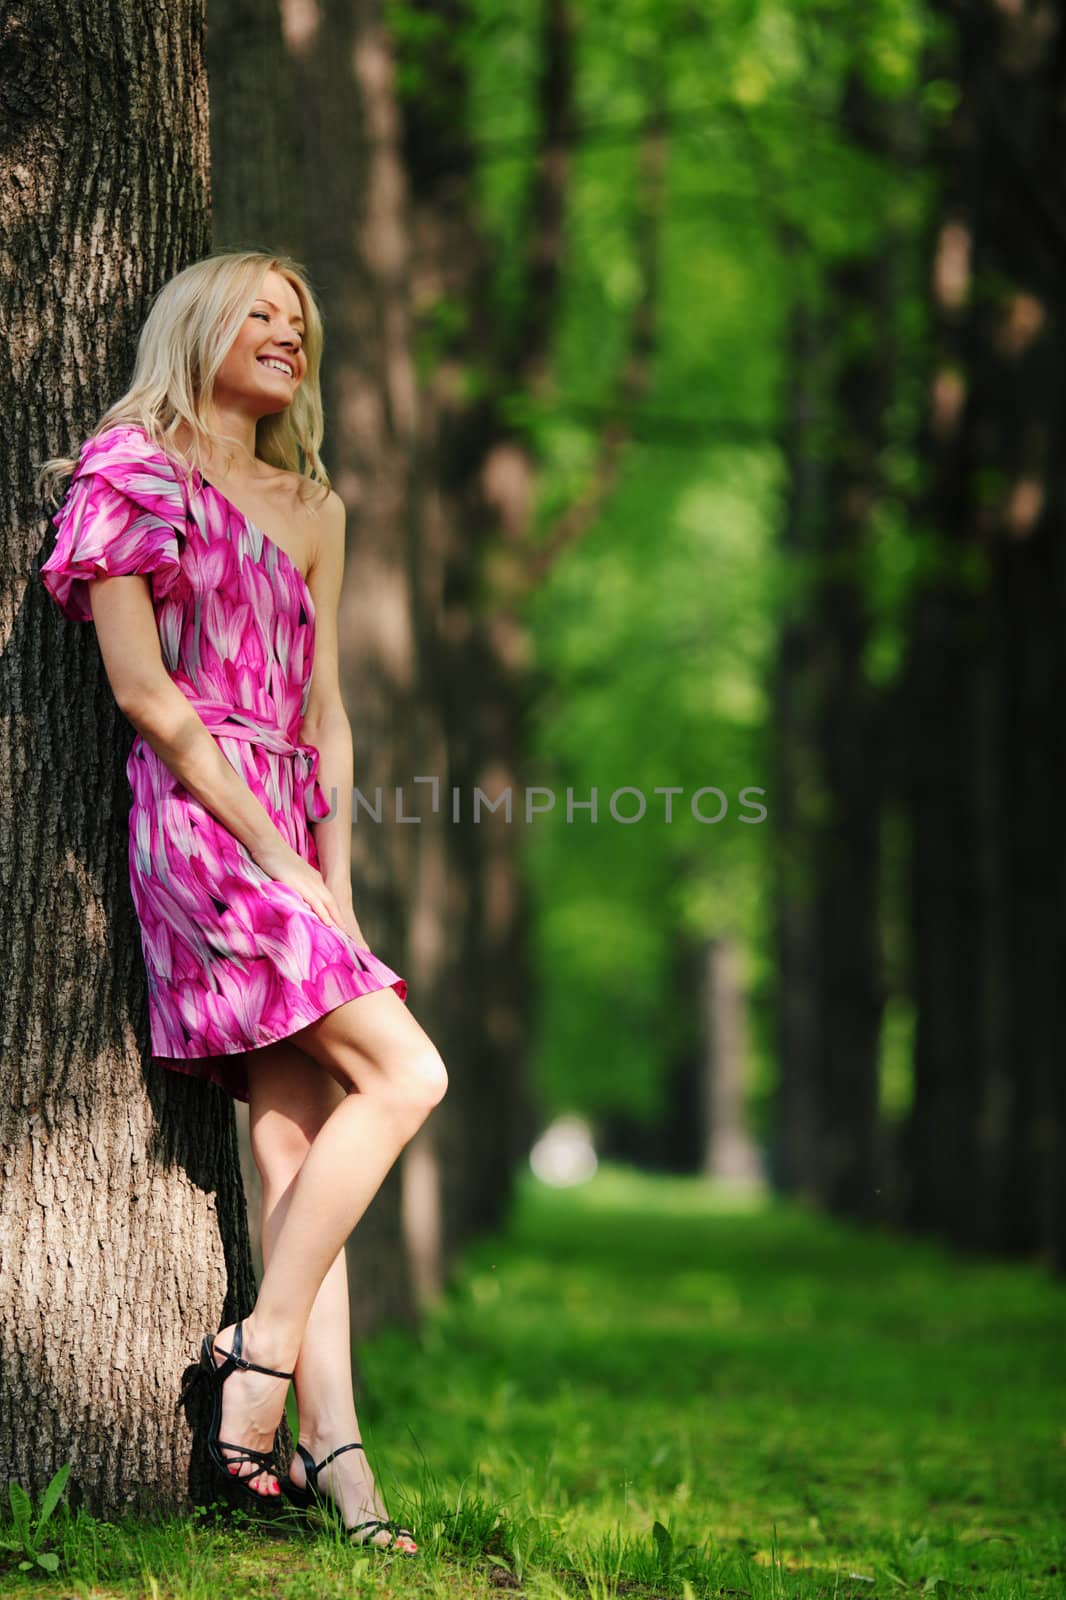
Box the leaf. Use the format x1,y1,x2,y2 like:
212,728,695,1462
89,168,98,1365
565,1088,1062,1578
35,1552,60,1572
36,1463,71,1530
7,1482,32,1544
652,1520,673,1563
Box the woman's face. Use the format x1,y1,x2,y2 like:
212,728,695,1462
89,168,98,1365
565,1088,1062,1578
214,268,308,417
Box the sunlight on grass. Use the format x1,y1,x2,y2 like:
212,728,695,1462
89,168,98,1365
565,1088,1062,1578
2,1161,1064,1597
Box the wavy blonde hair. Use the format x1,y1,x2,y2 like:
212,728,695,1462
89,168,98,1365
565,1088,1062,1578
35,250,331,508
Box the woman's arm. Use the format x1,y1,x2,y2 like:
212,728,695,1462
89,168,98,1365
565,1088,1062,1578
88,571,346,930
306,706,356,908
299,490,367,943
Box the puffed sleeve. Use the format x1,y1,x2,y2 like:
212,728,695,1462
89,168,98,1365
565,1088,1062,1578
39,424,190,623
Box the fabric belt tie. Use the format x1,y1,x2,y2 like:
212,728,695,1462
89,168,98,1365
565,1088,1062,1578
181,694,333,823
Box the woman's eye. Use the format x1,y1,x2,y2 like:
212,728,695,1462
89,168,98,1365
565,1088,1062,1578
251,311,270,321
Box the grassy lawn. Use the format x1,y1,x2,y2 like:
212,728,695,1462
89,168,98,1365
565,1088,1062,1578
2,1161,1063,1598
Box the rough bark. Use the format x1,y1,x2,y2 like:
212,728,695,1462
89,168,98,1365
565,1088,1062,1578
1,0,259,1516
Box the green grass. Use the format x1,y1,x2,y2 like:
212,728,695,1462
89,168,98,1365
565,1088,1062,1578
2,1161,1064,1598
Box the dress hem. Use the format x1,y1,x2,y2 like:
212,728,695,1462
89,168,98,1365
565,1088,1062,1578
149,960,409,1103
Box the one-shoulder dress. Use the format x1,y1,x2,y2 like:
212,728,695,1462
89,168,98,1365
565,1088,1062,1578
39,422,408,1103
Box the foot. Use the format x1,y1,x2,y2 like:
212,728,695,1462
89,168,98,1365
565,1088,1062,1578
288,1436,418,1552
211,1319,293,1497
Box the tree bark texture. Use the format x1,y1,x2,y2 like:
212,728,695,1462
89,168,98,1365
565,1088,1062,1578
1,0,261,1516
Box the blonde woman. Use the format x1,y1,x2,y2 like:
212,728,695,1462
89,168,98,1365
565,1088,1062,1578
37,251,448,1553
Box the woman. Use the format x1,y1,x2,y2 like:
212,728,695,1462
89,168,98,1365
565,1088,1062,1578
37,250,448,1553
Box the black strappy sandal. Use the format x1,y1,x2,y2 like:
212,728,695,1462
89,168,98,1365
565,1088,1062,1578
279,1441,418,1553
177,1321,295,1510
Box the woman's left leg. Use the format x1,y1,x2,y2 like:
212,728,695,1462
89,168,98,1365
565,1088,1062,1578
246,1036,415,1550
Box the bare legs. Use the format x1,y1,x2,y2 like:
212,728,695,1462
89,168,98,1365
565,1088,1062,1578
209,987,447,1543
244,1036,405,1547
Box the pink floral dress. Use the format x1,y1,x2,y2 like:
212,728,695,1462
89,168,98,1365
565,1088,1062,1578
40,423,408,1103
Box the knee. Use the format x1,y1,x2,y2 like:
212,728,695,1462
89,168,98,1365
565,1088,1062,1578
381,1046,449,1130
250,1114,316,1188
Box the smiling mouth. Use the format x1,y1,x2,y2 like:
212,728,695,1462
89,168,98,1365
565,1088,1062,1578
257,357,296,378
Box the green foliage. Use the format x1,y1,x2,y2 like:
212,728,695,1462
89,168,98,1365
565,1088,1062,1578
445,0,936,1133
0,1463,70,1574
386,0,957,1147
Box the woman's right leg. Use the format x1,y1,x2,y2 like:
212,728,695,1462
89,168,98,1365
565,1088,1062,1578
208,986,447,1496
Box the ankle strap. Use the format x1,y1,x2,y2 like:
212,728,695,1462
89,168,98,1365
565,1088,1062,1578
306,1440,366,1475
215,1321,295,1381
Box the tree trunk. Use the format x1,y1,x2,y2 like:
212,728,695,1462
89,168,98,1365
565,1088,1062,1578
769,232,830,1202
701,937,763,1186
206,0,300,254
905,0,1066,1267
398,0,666,1251
771,72,910,1222
808,74,897,1222
1,0,258,1516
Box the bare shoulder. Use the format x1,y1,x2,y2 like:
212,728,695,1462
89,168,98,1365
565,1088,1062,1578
300,484,345,565
312,486,346,530
272,471,344,569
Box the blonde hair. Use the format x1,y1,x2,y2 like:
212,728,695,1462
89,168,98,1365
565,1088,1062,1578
35,250,331,508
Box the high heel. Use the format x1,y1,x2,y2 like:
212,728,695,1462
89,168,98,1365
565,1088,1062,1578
278,1441,418,1553
176,1320,295,1510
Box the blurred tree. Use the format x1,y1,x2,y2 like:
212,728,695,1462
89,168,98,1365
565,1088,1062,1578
206,0,300,252
395,0,584,1257
773,61,910,1221
902,0,1066,1269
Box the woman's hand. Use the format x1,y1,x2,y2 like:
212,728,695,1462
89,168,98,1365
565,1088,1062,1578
250,835,348,931
333,897,369,948
320,872,369,946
